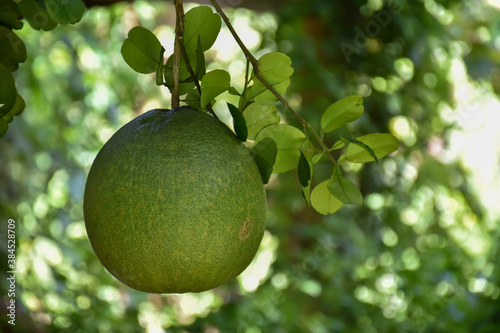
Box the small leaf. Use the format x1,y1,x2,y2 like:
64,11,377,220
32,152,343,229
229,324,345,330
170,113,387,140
254,124,306,173
252,79,290,105
0,0,23,29
330,140,345,151
121,26,163,74
155,46,165,86
228,87,241,96
242,103,280,140
164,52,198,86
227,103,248,142
342,136,378,164
195,35,206,79
327,173,363,205
200,69,230,107
183,6,221,54
346,133,399,163
44,0,85,25
321,95,364,133
185,89,202,110
297,150,311,187
311,180,344,215
250,138,277,184
0,118,8,137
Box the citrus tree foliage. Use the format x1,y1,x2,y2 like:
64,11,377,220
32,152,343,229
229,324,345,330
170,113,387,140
120,5,398,216
1,0,500,332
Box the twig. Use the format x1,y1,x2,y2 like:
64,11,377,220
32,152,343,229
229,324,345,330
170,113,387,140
209,0,337,165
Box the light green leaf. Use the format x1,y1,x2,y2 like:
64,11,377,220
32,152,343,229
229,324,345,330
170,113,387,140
44,0,85,25
243,103,280,140
327,173,363,205
164,53,198,86
321,95,364,133
200,70,230,107
251,52,293,104
254,124,306,173
311,180,344,215
346,133,399,163
121,26,163,74
250,137,277,184
227,103,248,142
185,89,202,110
184,6,221,54
330,140,345,151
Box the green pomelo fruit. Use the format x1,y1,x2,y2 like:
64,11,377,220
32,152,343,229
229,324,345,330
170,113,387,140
83,107,267,293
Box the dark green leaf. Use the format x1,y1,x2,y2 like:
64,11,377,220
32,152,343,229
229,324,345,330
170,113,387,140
121,26,163,74
342,136,378,164
44,0,85,25
311,180,344,215
0,118,7,137
155,46,165,86
0,63,16,116
327,172,363,205
0,26,27,71
345,133,399,163
227,103,248,142
183,6,221,54
18,0,57,31
250,137,277,184
0,0,23,29
298,150,311,187
321,95,364,133
195,35,206,79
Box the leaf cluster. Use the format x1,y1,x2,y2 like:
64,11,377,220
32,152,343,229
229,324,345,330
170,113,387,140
0,0,86,137
120,5,399,215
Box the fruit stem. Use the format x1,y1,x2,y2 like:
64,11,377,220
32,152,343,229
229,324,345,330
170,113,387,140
210,0,337,165
172,0,184,108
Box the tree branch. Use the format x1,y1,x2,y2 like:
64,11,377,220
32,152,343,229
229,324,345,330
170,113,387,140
172,0,184,108
210,0,337,165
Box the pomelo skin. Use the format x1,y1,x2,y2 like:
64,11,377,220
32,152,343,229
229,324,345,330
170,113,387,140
83,107,267,293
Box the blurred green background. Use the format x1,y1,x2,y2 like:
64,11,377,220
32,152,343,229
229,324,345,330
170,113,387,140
2,0,500,332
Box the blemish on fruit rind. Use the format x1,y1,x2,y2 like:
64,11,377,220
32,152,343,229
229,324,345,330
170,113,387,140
238,218,253,241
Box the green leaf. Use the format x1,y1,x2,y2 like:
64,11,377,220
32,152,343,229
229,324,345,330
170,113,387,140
330,140,345,151
185,89,202,110
345,133,399,163
44,0,85,25
242,103,280,140
0,63,16,116
155,46,165,86
251,52,294,104
254,124,306,173
195,36,206,79
228,87,241,96
2,93,25,123
0,0,23,29
164,52,198,86
321,95,364,133
342,136,378,164
0,26,27,72
183,6,221,54
18,0,57,31
298,150,311,187
311,180,344,215
0,118,8,137
200,70,230,107
121,26,163,74
227,103,248,142
250,138,277,184
327,172,363,205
